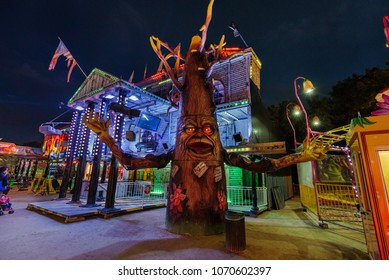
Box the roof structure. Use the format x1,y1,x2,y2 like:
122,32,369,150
0,142,45,159
67,68,120,106
67,68,171,116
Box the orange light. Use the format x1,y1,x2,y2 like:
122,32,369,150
312,115,320,126
293,105,301,115
303,79,315,93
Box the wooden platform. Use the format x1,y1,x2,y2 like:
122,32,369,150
27,198,166,223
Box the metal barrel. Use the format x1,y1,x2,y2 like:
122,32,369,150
224,210,246,253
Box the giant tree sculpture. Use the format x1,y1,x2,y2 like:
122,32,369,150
84,0,328,235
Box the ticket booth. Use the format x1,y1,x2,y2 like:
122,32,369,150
349,115,389,259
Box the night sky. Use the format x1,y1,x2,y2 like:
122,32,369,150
1,0,388,145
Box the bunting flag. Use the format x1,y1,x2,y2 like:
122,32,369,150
384,16,389,48
228,22,240,37
48,39,78,82
128,70,134,83
143,64,147,79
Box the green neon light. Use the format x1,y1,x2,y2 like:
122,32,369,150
158,79,171,85
92,68,119,82
68,68,120,105
150,191,164,195
216,99,249,110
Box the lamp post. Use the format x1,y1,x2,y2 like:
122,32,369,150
293,78,322,227
285,102,301,149
228,22,249,48
294,76,315,143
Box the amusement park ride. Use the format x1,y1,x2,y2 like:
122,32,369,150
278,16,389,259
5,1,387,259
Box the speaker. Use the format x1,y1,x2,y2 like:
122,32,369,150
126,131,136,141
108,102,141,118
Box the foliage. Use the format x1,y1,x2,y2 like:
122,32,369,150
329,66,389,127
267,101,307,150
268,63,389,149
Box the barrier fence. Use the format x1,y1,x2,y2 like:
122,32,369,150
81,182,268,212
86,181,166,207
114,181,165,200
227,186,267,212
29,178,270,213
315,182,362,224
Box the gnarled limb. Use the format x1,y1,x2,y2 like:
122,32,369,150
222,137,329,173
150,36,183,90
199,0,214,52
206,35,226,78
83,111,172,169
166,85,180,110
299,137,329,161
207,35,225,61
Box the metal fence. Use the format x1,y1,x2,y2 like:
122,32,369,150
82,181,268,212
115,181,165,201
82,180,166,207
227,186,267,211
316,182,362,224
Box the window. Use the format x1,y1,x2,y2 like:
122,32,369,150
213,80,225,105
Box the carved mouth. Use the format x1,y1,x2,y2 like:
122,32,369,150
188,141,213,153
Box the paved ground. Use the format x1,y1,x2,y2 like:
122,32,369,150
1,188,369,260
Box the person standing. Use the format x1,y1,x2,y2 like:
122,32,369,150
0,166,10,195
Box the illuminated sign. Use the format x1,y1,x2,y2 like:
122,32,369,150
42,132,70,158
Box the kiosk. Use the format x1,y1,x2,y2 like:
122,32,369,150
349,115,389,259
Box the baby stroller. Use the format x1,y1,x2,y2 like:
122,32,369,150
0,193,14,215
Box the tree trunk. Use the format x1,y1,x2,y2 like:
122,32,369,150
164,36,227,235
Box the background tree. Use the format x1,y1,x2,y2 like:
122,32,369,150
306,95,333,131
329,65,389,128
269,62,389,148
268,98,331,151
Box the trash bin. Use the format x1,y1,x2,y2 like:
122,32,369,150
225,210,246,253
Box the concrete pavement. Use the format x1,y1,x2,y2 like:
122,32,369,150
0,188,369,260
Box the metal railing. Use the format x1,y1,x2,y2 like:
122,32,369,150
82,180,166,207
316,182,362,224
115,181,165,201
82,181,268,211
227,186,267,211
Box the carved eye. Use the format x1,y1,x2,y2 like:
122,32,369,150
184,125,196,135
202,124,214,136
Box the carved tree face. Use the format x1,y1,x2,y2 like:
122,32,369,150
179,115,218,157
